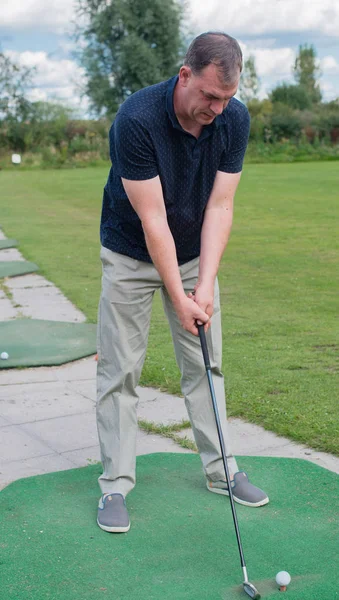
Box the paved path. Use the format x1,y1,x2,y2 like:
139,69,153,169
1,228,338,492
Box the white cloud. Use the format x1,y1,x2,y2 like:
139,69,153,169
2,0,339,37
57,40,78,55
189,0,339,37
321,55,339,74
320,80,339,101
5,50,88,115
0,0,76,33
241,45,296,78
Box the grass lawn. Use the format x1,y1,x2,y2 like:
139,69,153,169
0,163,338,455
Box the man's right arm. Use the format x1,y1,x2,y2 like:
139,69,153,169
122,176,209,335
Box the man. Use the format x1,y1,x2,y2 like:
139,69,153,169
96,31,269,533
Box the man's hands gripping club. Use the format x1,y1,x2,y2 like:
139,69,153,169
187,281,214,334
172,292,210,336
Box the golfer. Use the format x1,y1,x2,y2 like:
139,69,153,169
96,31,269,533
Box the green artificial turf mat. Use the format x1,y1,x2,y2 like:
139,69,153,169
0,260,39,278
0,238,18,249
0,454,338,600
0,319,97,368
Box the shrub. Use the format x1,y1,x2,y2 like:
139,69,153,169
270,83,312,110
270,113,303,141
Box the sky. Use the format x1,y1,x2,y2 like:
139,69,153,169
1,0,339,117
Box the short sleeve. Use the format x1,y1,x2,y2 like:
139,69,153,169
218,104,250,173
110,114,158,181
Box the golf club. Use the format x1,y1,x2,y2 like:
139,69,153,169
197,323,261,600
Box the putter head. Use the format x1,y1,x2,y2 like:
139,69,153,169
243,582,261,599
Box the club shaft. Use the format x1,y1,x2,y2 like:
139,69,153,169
198,325,246,570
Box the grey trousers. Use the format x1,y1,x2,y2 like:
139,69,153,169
96,246,238,496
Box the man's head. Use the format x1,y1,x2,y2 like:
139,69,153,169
175,32,243,126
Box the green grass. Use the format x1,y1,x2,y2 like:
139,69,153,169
0,163,338,455
138,419,197,451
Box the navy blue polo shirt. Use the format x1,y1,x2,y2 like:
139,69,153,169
100,75,250,264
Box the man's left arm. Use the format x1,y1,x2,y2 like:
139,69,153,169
190,170,241,323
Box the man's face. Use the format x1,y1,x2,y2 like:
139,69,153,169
179,63,240,125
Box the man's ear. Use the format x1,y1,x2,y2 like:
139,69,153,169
178,65,192,88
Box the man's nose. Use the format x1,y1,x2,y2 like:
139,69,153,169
210,100,224,115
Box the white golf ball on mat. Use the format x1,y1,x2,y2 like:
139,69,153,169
276,571,291,591
1,352,9,360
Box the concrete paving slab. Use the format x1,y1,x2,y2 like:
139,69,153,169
136,429,192,456
227,418,298,453
54,357,97,382
0,365,60,385
6,274,54,289
0,380,95,424
62,430,191,470
0,454,77,491
61,445,102,467
138,393,187,425
20,410,98,454
67,379,97,402
0,294,18,320
0,357,96,386
9,285,86,322
0,424,55,462
253,444,339,472
0,248,24,261
175,419,339,474
136,386,159,403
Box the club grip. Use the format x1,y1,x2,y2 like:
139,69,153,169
197,323,211,369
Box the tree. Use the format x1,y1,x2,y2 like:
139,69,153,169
270,83,312,110
74,0,185,117
293,44,321,104
238,55,260,104
0,52,34,121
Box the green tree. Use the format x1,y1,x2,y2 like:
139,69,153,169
293,44,321,104
0,52,34,121
74,0,186,117
238,55,260,104
270,83,312,110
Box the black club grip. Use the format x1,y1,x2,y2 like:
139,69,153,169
197,323,211,369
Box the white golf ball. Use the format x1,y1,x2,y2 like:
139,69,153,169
1,352,9,360
276,571,291,586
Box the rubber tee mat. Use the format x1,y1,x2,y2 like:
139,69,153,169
0,239,18,250
0,319,97,368
0,454,337,600
0,260,39,278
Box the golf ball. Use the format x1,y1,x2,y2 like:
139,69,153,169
1,352,9,360
276,571,291,586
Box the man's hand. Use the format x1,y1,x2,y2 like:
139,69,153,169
188,282,214,332
173,295,209,336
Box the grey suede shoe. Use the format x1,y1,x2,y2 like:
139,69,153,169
207,471,269,507
97,493,131,533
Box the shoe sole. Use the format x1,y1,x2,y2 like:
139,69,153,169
97,519,131,533
207,483,269,507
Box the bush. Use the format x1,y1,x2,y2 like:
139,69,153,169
245,140,339,163
270,113,303,141
270,83,312,110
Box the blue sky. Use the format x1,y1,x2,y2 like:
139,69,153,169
1,0,338,117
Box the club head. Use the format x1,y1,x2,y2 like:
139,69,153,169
243,582,261,599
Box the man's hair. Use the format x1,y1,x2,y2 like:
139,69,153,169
184,32,243,84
